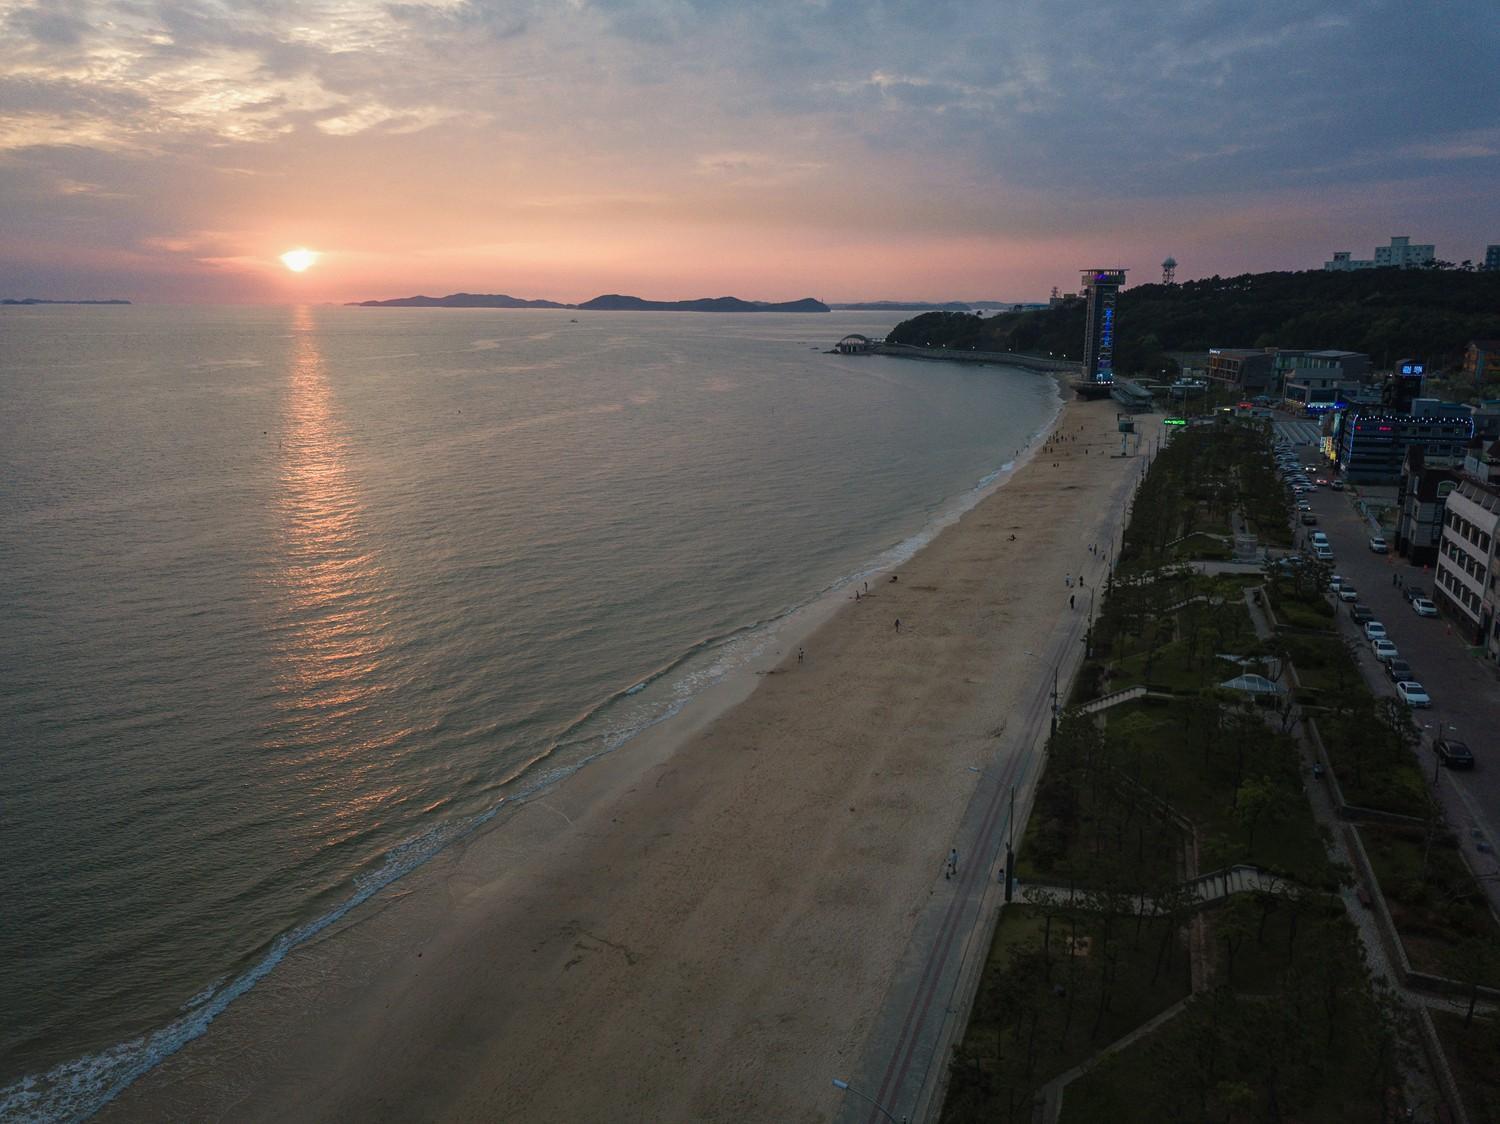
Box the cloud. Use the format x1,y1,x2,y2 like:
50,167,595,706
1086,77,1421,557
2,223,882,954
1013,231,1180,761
1,0,1498,301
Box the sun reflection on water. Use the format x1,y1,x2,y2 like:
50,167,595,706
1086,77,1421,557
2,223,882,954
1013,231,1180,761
271,307,408,838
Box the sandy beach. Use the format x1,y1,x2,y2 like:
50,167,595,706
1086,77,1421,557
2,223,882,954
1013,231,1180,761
102,392,1155,1124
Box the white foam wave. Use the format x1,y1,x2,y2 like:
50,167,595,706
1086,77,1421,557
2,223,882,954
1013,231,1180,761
0,806,503,1124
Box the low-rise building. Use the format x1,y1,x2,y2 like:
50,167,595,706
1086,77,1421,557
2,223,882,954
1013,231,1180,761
1206,348,1277,393
1280,350,1370,412
1331,401,1475,483
1433,473,1500,649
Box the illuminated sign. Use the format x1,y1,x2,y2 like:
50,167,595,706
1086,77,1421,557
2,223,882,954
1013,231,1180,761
1163,418,1187,426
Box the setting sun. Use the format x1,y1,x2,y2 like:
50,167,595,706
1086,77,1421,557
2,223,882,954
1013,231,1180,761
280,248,319,273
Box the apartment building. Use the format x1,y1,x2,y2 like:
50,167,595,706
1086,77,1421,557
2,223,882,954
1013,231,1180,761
1434,470,1500,651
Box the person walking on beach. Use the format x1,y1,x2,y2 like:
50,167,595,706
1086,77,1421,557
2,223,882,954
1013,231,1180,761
1069,593,1075,610
798,647,804,664
946,848,958,879
894,618,901,632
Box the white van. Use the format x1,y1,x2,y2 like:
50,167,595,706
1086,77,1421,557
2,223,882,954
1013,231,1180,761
1310,531,1329,547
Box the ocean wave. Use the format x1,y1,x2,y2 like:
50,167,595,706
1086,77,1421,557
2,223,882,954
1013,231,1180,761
0,806,502,1124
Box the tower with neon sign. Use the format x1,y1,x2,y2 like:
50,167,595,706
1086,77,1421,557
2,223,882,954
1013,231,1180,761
1081,269,1127,385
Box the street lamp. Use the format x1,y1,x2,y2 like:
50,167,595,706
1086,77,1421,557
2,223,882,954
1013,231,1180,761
831,1078,905,1123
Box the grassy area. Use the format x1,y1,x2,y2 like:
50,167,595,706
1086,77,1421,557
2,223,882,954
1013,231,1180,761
1318,707,1429,817
1431,1010,1500,1124
941,905,1191,1124
945,422,1403,1124
1060,909,1394,1123
1360,824,1500,986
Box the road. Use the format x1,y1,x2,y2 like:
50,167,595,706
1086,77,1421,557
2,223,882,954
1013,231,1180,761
1285,430,1500,916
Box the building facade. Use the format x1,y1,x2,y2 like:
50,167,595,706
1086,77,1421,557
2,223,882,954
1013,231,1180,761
1485,245,1500,272
1331,403,1475,483
1433,476,1500,649
1464,341,1500,385
1080,268,1126,385
1206,348,1277,393
1279,350,1370,411
1323,236,1436,271
1395,446,1460,566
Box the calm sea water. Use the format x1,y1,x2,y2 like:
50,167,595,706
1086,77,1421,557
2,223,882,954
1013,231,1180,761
0,305,1057,1120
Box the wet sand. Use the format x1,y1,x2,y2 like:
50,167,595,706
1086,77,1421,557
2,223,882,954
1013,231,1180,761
103,393,1152,1124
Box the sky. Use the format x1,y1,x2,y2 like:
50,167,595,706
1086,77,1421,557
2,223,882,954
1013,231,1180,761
2,0,1498,304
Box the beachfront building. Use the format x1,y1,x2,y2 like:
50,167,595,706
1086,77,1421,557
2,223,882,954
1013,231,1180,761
1330,401,1475,484
1080,268,1127,385
1395,446,1460,566
1323,236,1436,271
1464,341,1500,386
1433,473,1500,650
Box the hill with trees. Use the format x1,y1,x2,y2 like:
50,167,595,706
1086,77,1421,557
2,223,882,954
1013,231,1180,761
887,267,1500,377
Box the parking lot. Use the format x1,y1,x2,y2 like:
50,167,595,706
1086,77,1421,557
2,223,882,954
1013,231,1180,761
1281,431,1500,905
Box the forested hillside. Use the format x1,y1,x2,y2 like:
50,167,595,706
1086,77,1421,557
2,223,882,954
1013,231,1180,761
887,268,1500,376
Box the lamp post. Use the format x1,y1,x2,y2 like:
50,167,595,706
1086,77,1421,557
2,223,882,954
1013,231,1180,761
831,1078,905,1123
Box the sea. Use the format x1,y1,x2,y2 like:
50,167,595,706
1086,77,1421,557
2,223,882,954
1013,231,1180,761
0,304,1059,1121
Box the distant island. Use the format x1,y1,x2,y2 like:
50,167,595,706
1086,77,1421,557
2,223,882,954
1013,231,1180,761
575,294,827,313
2,298,131,305
350,293,568,308
348,292,829,313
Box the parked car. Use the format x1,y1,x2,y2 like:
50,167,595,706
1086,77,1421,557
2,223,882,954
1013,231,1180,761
1436,737,1475,769
1350,605,1375,623
1369,536,1389,553
1384,658,1414,683
1300,513,1318,525
1395,681,1431,707
1412,597,1439,617
1363,620,1386,640
1404,584,1428,604
1338,586,1359,602
1313,545,1334,561
1329,575,1346,591
1371,638,1399,662
1296,500,1312,511
1330,480,1345,491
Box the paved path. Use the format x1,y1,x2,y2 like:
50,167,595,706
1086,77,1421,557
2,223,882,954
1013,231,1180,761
836,429,1156,1124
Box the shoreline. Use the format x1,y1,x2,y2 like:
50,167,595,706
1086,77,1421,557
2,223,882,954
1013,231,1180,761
100,387,1144,1124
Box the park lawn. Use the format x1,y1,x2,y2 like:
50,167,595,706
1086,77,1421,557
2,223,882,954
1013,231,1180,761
1201,899,1344,994
1014,741,1184,890
942,907,1191,1124
1101,700,1333,886
1278,632,1363,695
1108,640,1211,694
1318,716,1428,817
1059,910,1389,1124
1431,1010,1500,1124
1359,825,1500,987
